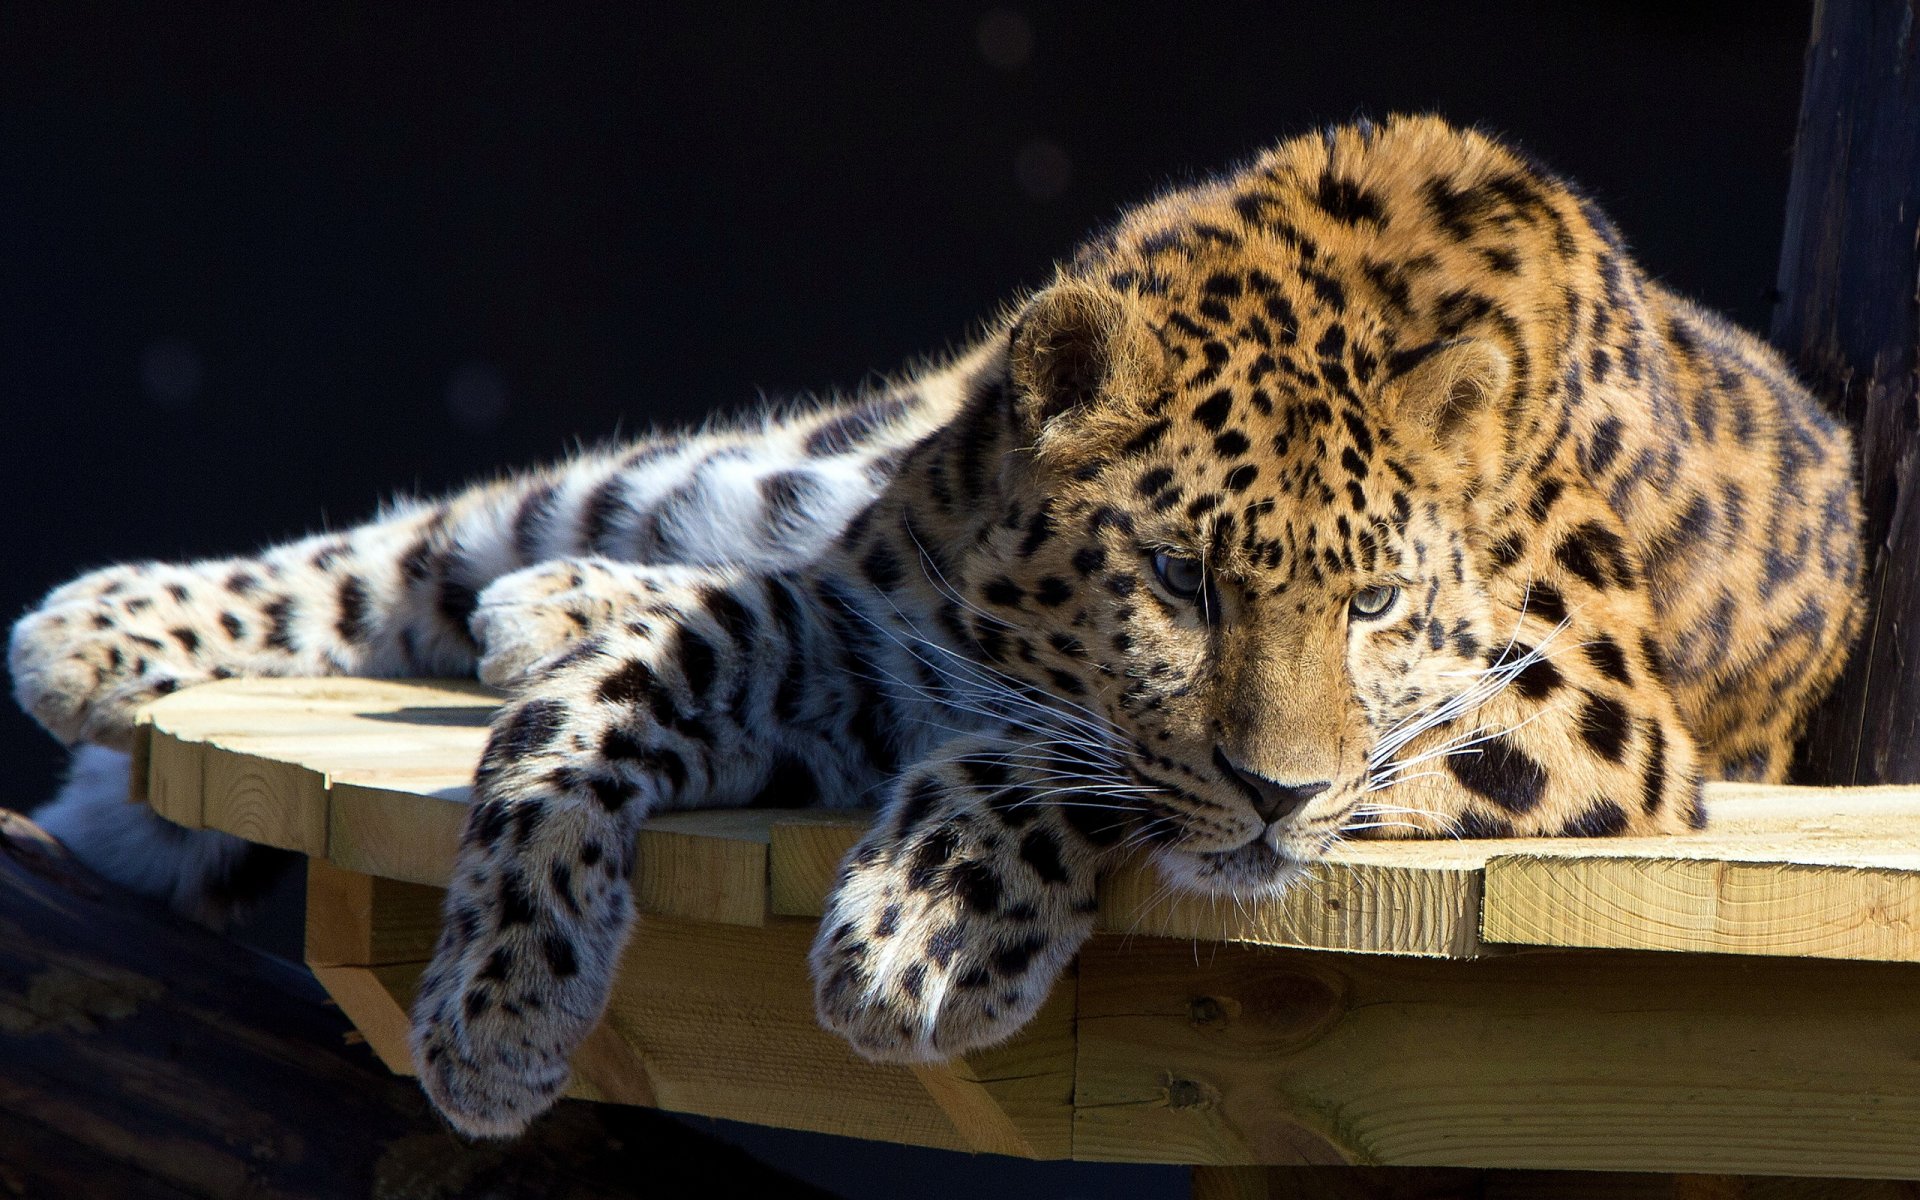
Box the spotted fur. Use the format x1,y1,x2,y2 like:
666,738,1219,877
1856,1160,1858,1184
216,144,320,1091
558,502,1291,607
11,117,1863,1137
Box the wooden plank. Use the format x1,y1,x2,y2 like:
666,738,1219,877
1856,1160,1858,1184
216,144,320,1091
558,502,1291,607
1483,857,1920,963
147,677,1920,964
327,778,468,886
144,726,206,829
304,857,447,967
308,963,420,1077
199,745,328,855
906,972,1078,1160
768,811,868,917
331,782,780,927
308,908,1072,1156
1099,845,1487,958
773,816,1487,958
630,811,773,928
1482,785,1920,963
140,676,496,849
594,915,976,1152
1073,938,1920,1176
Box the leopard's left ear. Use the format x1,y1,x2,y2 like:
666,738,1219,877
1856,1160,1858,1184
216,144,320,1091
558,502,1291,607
1381,337,1513,447
1008,280,1165,444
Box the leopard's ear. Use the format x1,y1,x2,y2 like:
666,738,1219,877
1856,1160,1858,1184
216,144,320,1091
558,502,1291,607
1008,281,1164,443
1381,337,1513,446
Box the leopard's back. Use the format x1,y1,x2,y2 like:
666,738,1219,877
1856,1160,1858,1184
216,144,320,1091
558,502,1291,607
1622,284,1861,778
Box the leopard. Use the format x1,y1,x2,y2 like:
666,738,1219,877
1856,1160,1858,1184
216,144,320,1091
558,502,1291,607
10,115,1864,1138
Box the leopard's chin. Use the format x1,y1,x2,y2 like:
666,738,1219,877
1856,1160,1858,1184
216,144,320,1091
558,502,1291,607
1151,839,1311,899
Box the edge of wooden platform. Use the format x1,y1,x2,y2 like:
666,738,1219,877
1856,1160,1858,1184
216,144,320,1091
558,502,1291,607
140,678,1920,964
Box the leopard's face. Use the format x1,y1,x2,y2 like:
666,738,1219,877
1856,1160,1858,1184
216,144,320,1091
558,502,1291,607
960,274,1514,895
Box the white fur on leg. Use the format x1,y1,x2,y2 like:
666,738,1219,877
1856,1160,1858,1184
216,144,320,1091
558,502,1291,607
33,745,256,927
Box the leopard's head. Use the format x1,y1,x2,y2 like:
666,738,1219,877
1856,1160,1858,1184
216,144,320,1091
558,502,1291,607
958,269,1519,895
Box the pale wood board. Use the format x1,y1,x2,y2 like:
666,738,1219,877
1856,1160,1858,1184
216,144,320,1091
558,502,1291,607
1482,856,1920,962
141,678,1920,963
307,962,421,1077
199,746,328,854
1099,847,1488,958
767,811,868,917
586,913,1073,1155
1479,784,1920,960
1073,938,1920,1177
629,810,773,928
593,915,971,1150
144,725,206,829
326,778,468,886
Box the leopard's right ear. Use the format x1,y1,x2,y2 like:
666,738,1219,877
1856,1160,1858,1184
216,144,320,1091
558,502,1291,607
1007,281,1165,445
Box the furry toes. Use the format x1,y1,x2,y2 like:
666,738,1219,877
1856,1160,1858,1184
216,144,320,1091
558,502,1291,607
408,791,638,1138
471,558,714,690
810,743,1110,1062
10,566,210,749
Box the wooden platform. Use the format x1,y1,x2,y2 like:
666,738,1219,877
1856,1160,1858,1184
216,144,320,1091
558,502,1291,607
135,678,1920,1184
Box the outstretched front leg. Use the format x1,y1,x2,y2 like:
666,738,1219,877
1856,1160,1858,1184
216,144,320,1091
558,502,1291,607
812,734,1128,1062
411,564,884,1136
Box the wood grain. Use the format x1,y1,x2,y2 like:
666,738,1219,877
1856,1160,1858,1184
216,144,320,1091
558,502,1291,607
1098,847,1487,958
629,810,773,927
1073,937,1920,1176
1482,856,1920,961
1479,785,1920,959
768,811,867,916
304,856,447,967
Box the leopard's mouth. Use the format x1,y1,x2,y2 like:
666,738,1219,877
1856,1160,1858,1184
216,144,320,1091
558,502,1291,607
1150,838,1310,899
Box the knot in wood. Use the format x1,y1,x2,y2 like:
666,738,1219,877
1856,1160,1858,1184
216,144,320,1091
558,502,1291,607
1187,994,1240,1028
1163,1077,1218,1109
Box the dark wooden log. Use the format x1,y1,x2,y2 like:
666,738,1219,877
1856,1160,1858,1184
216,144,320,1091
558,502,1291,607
0,807,833,1199
1773,0,1920,785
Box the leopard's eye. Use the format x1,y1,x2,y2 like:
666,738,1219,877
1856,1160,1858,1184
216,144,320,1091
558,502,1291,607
1151,551,1206,601
1350,584,1400,619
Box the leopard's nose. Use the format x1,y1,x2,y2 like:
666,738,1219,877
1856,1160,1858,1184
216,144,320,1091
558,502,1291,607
1214,749,1330,823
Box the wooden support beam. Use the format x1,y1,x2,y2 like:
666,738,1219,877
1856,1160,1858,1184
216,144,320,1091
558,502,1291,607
304,856,446,967
300,853,1078,1159
1074,938,1920,1176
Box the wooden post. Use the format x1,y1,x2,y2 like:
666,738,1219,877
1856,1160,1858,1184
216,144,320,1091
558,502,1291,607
1772,0,1920,785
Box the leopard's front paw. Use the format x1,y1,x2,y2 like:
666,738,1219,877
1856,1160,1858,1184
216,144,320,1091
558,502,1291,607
410,958,576,1139
469,560,625,690
411,767,642,1139
809,808,1092,1063
409,876,619,1139
10,564,203,749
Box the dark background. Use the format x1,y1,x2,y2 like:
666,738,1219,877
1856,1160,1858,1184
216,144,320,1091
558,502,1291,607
1,4,1812,1196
